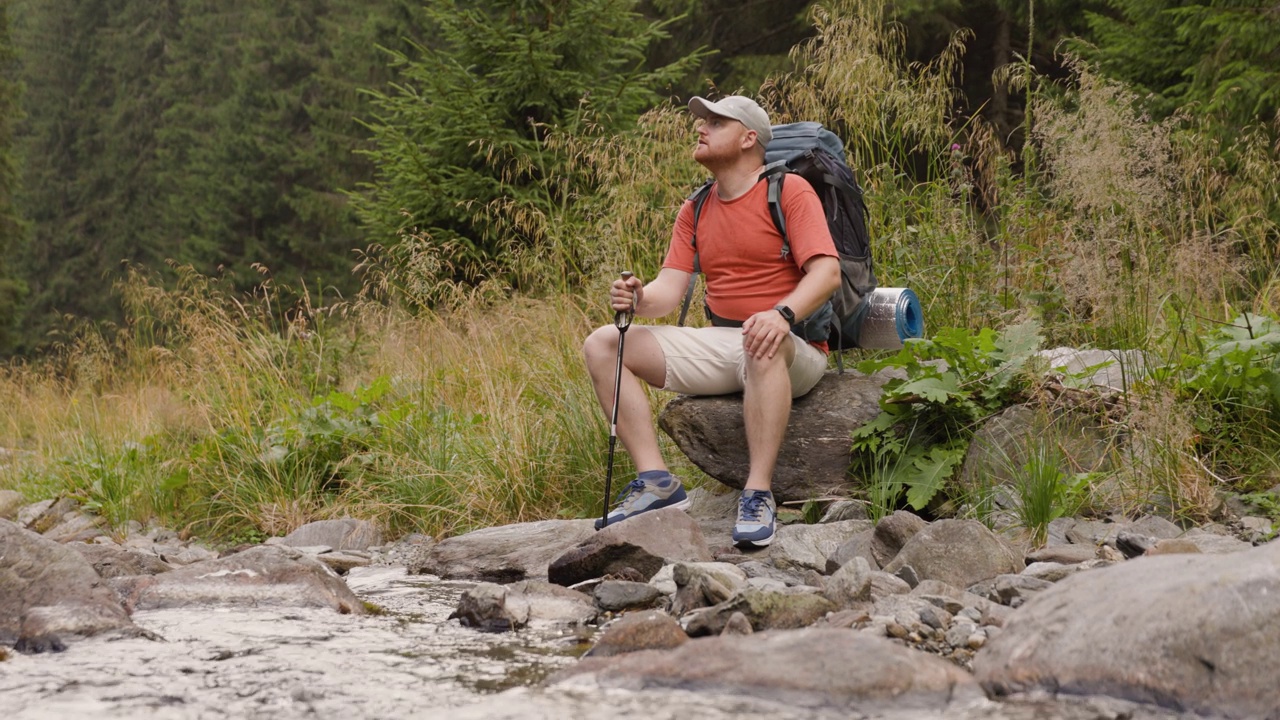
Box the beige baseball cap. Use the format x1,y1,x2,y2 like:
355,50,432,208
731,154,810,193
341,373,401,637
688,95,772,148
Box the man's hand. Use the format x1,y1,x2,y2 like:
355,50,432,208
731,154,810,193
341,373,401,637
742,308,792,360
611,274,643,314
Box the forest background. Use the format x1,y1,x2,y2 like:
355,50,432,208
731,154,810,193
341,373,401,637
1,0,1278,544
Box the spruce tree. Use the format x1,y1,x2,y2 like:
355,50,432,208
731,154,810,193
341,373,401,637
0,0,26,353
351,0,702,291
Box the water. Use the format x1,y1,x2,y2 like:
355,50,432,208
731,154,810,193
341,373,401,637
0,566,588,719
0,566,1194,720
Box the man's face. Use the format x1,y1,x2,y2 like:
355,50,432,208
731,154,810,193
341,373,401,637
694,114,754,166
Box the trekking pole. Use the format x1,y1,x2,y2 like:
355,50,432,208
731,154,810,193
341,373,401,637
601,271,634,529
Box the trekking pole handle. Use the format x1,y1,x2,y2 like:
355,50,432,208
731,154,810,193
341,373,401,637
615,271,634,330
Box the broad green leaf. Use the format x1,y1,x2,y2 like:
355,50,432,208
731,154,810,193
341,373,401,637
904,446,961,510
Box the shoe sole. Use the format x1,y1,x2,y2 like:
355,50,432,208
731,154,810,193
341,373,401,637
733,533,774,549
597,496,693,529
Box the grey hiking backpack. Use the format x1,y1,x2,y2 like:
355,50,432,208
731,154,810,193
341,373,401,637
678,122,877,359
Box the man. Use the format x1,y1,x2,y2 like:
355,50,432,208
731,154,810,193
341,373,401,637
582,95,840,548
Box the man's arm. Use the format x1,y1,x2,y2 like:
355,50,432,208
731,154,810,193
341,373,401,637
611,267,693,319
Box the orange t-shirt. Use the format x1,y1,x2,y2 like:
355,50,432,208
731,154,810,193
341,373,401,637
664,174,837,325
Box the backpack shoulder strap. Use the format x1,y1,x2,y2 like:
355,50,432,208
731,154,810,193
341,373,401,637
678,179,715,326
761,163,791,260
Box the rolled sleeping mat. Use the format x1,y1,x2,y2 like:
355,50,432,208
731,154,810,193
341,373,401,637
848,287,924,350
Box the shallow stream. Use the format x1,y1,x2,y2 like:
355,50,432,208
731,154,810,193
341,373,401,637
0,565,1191,720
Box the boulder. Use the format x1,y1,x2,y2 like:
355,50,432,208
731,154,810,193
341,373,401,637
68,543,173,578
450,580,597,632
657,371,887,502
767,519,872,573
592,580,662,612
871,510,929,567
115,545,364,614
0,519,139,652
410,518,596,582
553,628,983,712
547,508,711,586
585,610,688,658
883,519,1024,589
974,539,1280,719
279,518,383,552
680,587,836,636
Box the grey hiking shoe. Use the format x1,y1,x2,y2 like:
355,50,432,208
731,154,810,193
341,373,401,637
732,489,776,548
595,475,690,530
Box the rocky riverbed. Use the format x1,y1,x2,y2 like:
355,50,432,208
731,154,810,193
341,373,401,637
6,485,1279,719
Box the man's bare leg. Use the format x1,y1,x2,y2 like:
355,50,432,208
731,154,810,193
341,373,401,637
742,336,796,491
582,325,668,472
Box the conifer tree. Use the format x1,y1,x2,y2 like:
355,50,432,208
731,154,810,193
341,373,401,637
352,0,702,290
0,0,26,353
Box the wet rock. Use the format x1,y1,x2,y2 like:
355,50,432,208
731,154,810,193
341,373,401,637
974,539,1280,719
883,519,1024,589
681,587,836,636
768,519,871,573
0,519,139,652
593,581,661,612
117,545,365,614
410,518,596,582
547,508,711,586
554,628,983,712
451,582,522,632
584,610,687,657
68,543,173,578
505,580,597,627
280,518,383,552
657,371,888,502
870,510,928,567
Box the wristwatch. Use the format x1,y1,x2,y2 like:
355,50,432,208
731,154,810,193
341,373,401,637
774,305,796,324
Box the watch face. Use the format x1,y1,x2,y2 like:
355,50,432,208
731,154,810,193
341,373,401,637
776,305,794,323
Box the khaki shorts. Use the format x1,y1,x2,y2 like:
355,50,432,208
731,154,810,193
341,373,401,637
642,325,828,398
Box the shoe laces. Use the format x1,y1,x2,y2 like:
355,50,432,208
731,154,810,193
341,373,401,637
613,478,647,506
739,492,769,522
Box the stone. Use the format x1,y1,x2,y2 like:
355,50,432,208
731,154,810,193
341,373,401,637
593,580,662,612
826,528,878,573
583,610,687,658
767,519,872,573
67,544,173,578
720,611,754,636
280,518,383,552
554,628,983,713
648,561,745,596
449,582,520,632
1025,544,1098,565
823,556,873,607
974,539,1280,719
818,500,868,523
410,518,596,582
547,508,712,586
0,519,139,652
670,561,746,615
883,519,1024,590
870,511,928,567
681,587,836,636
657,371,889,502
117,545,364,614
